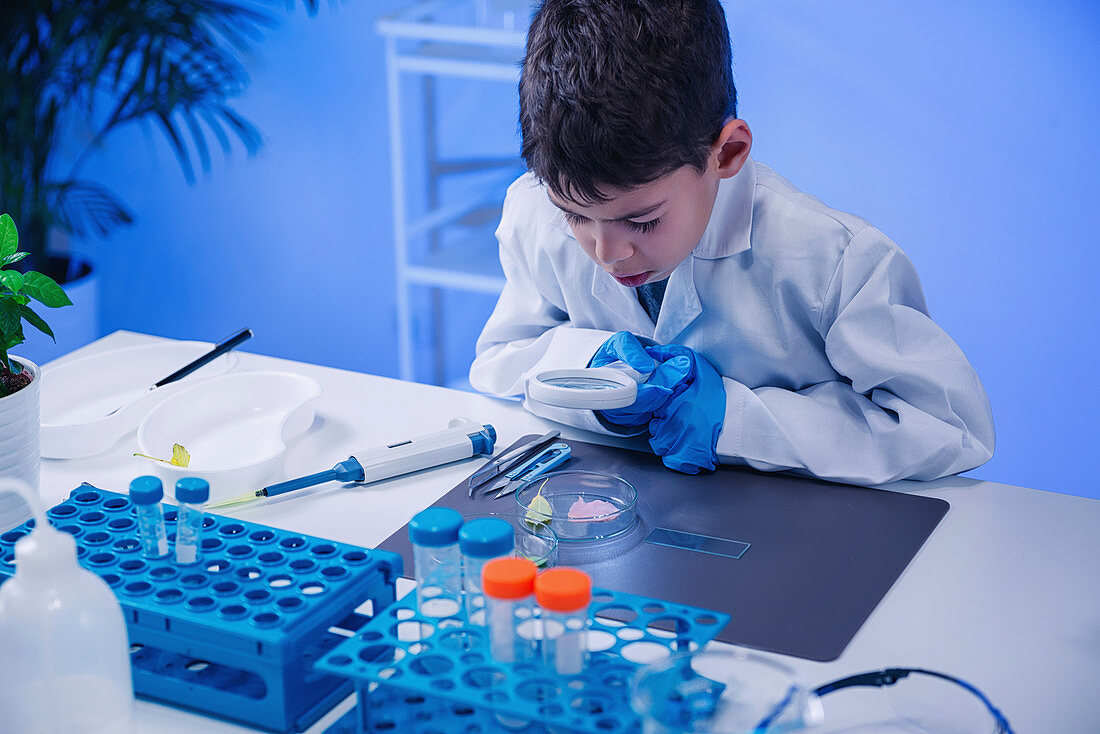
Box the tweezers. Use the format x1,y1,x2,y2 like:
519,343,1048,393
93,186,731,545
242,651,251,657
467,429,561,495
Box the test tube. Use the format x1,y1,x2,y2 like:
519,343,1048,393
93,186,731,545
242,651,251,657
129,476,168,558
482,557,538,664
174,478,209,566
536,567,591,675
408,508,464,618
459,518,514,625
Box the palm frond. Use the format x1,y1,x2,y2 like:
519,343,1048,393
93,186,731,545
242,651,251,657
2,0,336,262
45,179,133,239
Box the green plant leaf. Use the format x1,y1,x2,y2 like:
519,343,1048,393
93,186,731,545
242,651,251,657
21,272,73,308
16,304,54,340
1,252,29,268
0,215,17,260
0,271,24,293
0,301,22,337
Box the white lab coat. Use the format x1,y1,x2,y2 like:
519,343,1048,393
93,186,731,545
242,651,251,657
470,158,995,485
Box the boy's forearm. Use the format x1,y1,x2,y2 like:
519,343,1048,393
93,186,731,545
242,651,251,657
469,323,613,397
715,376,994,486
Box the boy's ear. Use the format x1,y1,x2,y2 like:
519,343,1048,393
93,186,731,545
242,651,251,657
713,119,753,179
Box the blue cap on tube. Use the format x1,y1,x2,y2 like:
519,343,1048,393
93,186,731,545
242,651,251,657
175,478,210,504
129,476,164,505
459,518,515,558
409,508,463,547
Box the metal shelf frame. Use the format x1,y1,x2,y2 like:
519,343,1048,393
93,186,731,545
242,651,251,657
378,1,530,383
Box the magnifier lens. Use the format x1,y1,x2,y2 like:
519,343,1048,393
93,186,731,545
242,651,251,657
540,376,626,391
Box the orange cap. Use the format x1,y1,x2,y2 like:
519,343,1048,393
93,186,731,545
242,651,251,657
535,568,591,612
482,557,538,600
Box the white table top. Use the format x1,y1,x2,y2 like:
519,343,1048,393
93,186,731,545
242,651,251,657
37,331,1100,733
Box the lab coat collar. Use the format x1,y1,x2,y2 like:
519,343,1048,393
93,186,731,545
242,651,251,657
591,265,656,336
694,155,756,260
654,255,701,343
565,158,755,341
590,249,702,342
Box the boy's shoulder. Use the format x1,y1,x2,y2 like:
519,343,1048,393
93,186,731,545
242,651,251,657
750,162,873,245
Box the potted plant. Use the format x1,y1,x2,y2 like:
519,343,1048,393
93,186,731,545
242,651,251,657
0,1,325,359
0,213,71,529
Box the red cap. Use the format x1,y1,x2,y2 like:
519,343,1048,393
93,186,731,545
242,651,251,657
482,557,537,600
535,568,591,612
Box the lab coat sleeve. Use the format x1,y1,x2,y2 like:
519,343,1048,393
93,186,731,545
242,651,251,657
469,186,625,434
717,227,995,485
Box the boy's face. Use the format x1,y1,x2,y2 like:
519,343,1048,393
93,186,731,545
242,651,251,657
548,165,721,287
547,119,752,287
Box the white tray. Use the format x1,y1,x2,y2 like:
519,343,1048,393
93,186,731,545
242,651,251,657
135,371,323,501
40,342,239,459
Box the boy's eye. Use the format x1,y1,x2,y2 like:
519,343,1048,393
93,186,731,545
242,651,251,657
626,218,661,234
562,211,588,226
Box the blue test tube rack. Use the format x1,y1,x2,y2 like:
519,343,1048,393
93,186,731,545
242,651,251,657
314,585,731,734
0,486,403,734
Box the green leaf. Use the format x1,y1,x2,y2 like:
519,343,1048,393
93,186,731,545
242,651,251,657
21,272,73,308
16,304,54,340
0,214,17,260
0,301,22,339
0,271,23,293
1,252,29,268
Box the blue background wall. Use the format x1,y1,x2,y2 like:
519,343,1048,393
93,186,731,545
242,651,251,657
22,0,1099,499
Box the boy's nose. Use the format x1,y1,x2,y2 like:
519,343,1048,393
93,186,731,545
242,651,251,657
593,231,632,265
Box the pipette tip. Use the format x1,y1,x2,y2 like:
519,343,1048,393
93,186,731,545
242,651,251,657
206,490,263,510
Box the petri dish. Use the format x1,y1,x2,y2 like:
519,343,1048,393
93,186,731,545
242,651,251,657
513,471,638,542
462,512,559,569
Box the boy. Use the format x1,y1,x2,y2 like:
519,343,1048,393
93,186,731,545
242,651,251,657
469,0,994,485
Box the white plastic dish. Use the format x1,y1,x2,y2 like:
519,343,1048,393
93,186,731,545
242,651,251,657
40,342,239,459
135,371,322,501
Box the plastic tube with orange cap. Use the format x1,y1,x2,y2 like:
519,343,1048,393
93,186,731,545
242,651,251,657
482,558,539,664
536,567,592,675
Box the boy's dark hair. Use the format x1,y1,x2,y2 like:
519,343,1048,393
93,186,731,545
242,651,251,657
520,0,737,204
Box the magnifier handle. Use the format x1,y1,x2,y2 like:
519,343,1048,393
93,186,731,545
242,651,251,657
601,359,652,383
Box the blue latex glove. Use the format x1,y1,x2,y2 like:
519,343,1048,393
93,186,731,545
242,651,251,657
645,344,726,474
590,332,726,473
589,332,668,427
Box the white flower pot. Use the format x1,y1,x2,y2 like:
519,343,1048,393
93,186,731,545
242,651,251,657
0,357,40,532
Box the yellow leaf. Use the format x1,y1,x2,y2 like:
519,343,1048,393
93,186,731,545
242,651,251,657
133,443,191,466
170,443,190,467
524,479,553,528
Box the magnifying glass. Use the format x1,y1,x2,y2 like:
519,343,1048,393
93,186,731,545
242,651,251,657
526,366,640,410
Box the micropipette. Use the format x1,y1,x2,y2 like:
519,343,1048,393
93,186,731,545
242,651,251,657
208,418,496,509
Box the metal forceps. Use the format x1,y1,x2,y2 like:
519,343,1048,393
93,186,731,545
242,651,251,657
490,442,571,498
467,429,560,496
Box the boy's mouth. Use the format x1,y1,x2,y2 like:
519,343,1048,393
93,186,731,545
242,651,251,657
611,272,650,287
